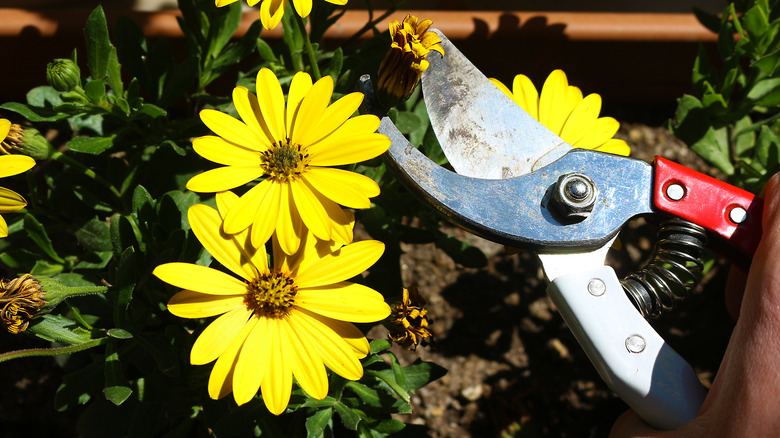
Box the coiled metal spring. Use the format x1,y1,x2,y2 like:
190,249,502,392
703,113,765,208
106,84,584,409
621,218,708,319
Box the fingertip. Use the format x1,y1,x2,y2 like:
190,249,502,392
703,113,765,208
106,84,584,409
610,409,664,438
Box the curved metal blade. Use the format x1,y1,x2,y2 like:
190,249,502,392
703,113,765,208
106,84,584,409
422,29,572,179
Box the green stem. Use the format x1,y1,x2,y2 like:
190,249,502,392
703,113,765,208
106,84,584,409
733,111,780,137
0,337,110,364
342,0,412,48
282,9,305,73
51,151,122,199
293,12,321,80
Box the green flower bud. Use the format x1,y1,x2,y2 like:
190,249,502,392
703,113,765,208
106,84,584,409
16,127,55,160
46,58,82,92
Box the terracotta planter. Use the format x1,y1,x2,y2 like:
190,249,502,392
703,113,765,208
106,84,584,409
1,8,715,109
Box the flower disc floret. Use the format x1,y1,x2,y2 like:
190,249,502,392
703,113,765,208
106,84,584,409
261,140,309,182
245,270,297,318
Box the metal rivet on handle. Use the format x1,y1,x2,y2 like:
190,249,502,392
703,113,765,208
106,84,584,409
587,279,606,296
625,335,646,353
729,206,747,224
666,183,685,201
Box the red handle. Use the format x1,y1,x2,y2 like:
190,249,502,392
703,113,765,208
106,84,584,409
653,156,763,258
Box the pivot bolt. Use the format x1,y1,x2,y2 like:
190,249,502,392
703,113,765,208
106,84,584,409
551,173,599,222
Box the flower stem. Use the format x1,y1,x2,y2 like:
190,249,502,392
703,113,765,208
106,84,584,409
0,337,110,363
293,13,321,80
51,150,122,199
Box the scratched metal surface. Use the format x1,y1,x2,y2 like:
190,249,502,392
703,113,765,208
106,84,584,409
421,29,572,179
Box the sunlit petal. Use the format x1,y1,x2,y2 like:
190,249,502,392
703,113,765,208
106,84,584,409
186,166,264,193
255,68,286,140
292,309,363,380
0,155,35,178
168,290,245,318
299,92,363,147
232,316,269,405
301,309,370,357
303,168,379,209
290,76,333,146
232,87,275,149
223,179,274,234
595,138,631,156
296,282,391,323
295,240,384,288
275,184,303,254
0,187,27,213
290,179,331,241
573,117,620,151
259,0,286,30
208,317,257,400
539,69,570,136
292,0,312,18
191,307,252,365
286,72,313,135
153,263,247,295
260,318,293,415
200,109,264,150
285,316,328,399
193,136,263,166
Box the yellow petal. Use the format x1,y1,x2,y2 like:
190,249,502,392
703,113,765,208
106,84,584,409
0,215,7,238
232,87,275,149
538,70,570,136
168,290,245,318
260,318,293,415
286,72,313,135
511,74,539,120
290,179,332,241
215,0,240,5
0,119,11,140
306,115,388,166
292,0,312,18
193,135,262,166
299,91,363,147
274,183,303,254
328,207,354,247
490,78,513,99
291,76,333,146
0,155,35,178
285,316,328,399
191,306,253,365
324,0,347,5
189,203,265,280
250,182,282,248
153,263,247,295
292,309,363,380
259,0,286,30
255,68,286,140
186,166,264,193
233,316,269,405
301,309,369,357
296,282,391,323
303,167,379,208
595,138,631,156
573,117,620,151
295,240,384,288
559,93,602,146
216,190,239,219
200,109,265,150
208,317,257,400
223,179,274,234
0,187,27,213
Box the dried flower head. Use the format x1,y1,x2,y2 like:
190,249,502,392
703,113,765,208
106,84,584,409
0,274,46,334
377,15,444,106
0,120,24,155
388,286,434,350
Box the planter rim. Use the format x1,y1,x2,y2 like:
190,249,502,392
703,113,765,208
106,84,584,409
0,8,716,42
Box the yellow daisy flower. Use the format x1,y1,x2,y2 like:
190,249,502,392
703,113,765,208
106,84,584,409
186,68,389,255
490,70,630,156
215,0,348,30
153,191,391,415
377,15,444,103
0,119,35,237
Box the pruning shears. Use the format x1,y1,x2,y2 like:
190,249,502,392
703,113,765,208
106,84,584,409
359,30,765,429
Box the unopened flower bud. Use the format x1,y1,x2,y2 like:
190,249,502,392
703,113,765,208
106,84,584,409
46,58,82,92
16,127,55,160
0,120,24,155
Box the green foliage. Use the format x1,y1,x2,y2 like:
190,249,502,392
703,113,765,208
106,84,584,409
671,0,780,192
0,1,454,436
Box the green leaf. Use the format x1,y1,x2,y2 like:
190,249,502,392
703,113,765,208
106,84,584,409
333,401,361,431
391,110,424,134
756,124,780,167
54,356,103,411
85,6,112,79
76,216,112,252
369,339,391,354
0,102,68,122
23,214,65,263
401,358,447,392
107,328,134,339
107,46,124,96
690,126,735,175
113,247,137,326
693,7,722,33
104,341,133,406
747,77,780,102
132,185,155,215
326,47,343,78
137,103,167,119
67,136,114,155
27,314,92,345
85,79,107,105
345,382,382,408
305,407,333,438
257,38,279,63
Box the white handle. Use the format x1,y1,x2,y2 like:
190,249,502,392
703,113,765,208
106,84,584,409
546,266,706,430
